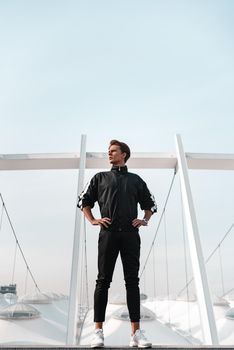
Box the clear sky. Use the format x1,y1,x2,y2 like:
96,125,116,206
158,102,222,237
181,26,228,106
0,0,234,301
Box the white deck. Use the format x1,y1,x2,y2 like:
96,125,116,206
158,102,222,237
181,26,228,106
0,297,234,346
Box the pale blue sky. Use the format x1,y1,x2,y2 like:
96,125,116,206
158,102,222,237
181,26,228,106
0,0,234,299
0,0,234,153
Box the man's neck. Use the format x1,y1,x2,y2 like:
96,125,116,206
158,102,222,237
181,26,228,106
112,162,125,167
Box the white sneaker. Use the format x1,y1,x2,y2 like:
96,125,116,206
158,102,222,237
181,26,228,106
129,329,152,348
90,329,104,348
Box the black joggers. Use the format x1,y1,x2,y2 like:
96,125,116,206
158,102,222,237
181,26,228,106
94,229,141,323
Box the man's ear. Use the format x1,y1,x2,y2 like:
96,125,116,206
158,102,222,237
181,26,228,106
122,152,127,161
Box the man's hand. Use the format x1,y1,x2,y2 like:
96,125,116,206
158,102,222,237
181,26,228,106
132,218,148,228
91,217,112,228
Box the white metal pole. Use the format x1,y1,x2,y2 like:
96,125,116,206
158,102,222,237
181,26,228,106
175,134,219,345
66,134,87,345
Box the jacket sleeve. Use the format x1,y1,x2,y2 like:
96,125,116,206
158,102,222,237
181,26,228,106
77,175,98,210
138,178,157,214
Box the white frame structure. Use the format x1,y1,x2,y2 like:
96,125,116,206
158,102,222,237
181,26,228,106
1,134,234,345
175,134,218,345
66,134,87,345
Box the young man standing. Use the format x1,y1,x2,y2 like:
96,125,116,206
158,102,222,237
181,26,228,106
78,140,157,348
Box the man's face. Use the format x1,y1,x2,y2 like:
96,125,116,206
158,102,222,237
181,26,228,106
108,144,126,165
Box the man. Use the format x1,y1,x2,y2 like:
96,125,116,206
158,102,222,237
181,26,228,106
78,140,157,348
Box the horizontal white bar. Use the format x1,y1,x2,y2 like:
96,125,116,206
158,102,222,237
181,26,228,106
0,152,234,170
187,153,234,170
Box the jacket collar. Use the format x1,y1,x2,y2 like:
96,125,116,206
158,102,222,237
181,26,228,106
111,165,128,173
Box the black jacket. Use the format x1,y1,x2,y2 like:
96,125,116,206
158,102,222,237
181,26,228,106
78,165,157,232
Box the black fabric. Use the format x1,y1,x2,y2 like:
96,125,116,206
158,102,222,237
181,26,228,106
78,165,157,232
94,229,141,322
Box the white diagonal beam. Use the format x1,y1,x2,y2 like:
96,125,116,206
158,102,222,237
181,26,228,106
175,134,219,345
66,134,86,345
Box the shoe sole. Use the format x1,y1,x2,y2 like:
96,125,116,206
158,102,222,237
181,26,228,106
90,345,104,348
129,344,152,348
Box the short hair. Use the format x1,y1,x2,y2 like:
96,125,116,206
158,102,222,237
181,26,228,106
109,139,131,163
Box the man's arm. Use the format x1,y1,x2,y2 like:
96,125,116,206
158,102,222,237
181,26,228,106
132,210,152,228
143,209,153,223
83,206,111,228
132,177,157,228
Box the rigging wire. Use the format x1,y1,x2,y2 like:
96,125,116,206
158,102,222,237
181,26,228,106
11,241,18,285
0,193,40,292
0,201,4,233
177,222,234,298
205,223,234,263
218,245,225,296
222,286,234,298
152,242,156,300
139,169,177,279
164,211,171,324
24,266,29,294
152,242,157,314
